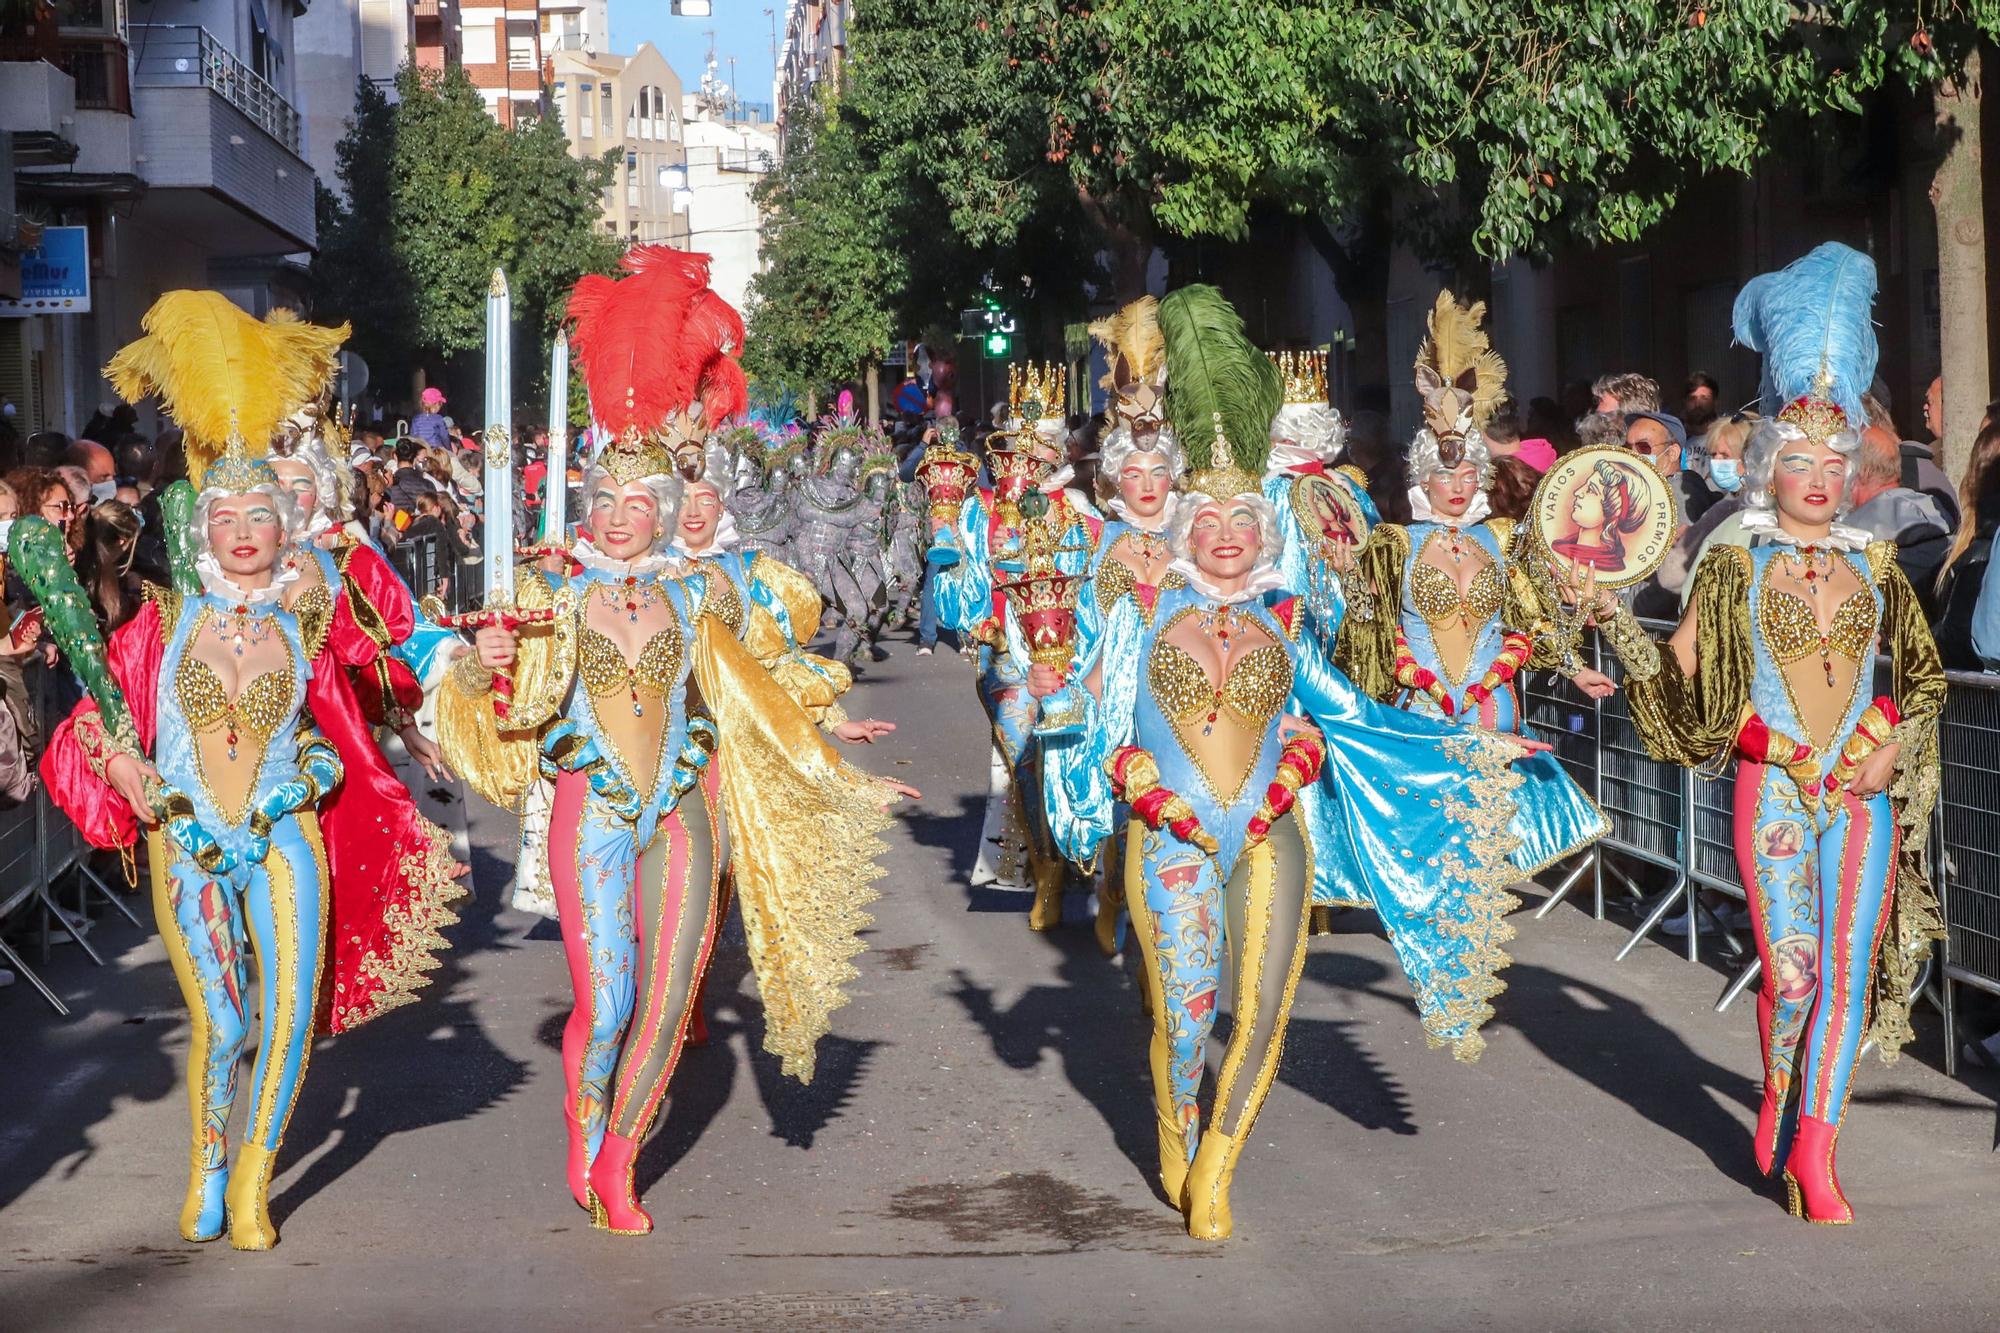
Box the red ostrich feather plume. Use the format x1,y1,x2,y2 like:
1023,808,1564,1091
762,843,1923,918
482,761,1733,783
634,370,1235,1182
565,245,746,435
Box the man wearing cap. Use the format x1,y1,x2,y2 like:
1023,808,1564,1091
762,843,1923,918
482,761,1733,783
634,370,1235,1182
410,387,451,450
1624,408,1715,524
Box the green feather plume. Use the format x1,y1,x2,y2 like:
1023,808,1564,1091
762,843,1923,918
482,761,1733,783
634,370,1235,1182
8,517,144,760
1159,284,1281,478
160,480,201,596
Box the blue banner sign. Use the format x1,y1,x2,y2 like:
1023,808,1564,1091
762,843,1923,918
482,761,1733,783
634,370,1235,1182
0,227,91,315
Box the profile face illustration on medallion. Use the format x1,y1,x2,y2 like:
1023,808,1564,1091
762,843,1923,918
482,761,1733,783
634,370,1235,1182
1531,445,1679,590
1291,470,1372,556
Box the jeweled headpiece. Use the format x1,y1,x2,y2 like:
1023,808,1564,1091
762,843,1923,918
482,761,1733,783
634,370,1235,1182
105,291,348,488
1412,291,1507,469
567,246,748,485
1273,350,1328,405
1089,297,1166,426
1159,284,1280,500
1733,242,1878,447
1007,362,1067,428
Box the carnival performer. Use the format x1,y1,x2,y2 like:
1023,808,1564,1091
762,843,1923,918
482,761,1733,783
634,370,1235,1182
934,364,1101,929
792,411,888,665
438,246,916,1237
1577,244,1944,1224
1261,349,1379,640
33,294,492,1250
1033,291,1535,1240
1335,293,1610,880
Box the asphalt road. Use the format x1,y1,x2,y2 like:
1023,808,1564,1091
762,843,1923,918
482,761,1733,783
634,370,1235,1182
4,636,1999,1331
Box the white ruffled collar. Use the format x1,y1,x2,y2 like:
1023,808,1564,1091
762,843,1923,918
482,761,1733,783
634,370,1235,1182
670,509,741,561
196,551,301,607
1266,439,1334,478
1740,508,1873,553
1168,557,1287,606
1108,495,1176,531
571,534,677,578
1408,485,1492,527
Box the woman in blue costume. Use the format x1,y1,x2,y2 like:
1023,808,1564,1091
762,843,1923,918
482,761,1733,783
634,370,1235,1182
1261,351,1381,645
1034,353,1537,1241
440,247,916,1238
934,363,1099,929
1586,245,1944,1224
1336,293,1609,879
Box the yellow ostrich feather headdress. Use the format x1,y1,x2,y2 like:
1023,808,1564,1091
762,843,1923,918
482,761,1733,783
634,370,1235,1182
1413,290,1507,466
105,291,349,490
1089,296,1166,424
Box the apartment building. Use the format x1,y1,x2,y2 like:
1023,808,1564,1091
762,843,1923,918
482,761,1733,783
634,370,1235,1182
459,0,541,125
548,42,689,247
2,0,319,435
681,64,774,311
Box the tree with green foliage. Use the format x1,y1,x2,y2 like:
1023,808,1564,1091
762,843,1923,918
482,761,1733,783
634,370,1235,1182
741,99,901,405
311,65,621,414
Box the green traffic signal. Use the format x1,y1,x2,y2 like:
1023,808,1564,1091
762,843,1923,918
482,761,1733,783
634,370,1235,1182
985,331,1011,356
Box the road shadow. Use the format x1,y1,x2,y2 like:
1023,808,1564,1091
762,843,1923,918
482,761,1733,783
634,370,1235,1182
0,891,179,1213
272,834,530,1226
896,792,992,890
1493,961,1764,1189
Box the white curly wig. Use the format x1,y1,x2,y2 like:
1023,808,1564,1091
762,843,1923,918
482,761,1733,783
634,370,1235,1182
1409,427,1494,490
582,464,686,553
1168,489,1283,570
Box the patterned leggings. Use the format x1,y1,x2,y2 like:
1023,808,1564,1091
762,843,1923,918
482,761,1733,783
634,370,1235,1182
1736,759,1899,1126
151,816,328,1231
1125,813,1312,1161
549,766,726,1160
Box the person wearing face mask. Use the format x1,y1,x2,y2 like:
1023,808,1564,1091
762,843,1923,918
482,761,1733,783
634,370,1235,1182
1660,413,1759,606
1034,285,1545,1239
1580,245,1945,1225
36,292,485,1250
1334,293,1610,880
68,438,119,508
437,249,918,1237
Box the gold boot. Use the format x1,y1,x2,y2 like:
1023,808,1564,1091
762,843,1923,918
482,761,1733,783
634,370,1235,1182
1028,857,1063,931
1157,1112,1191,1204
225,1144,279,1251
1183,1129,1243,1241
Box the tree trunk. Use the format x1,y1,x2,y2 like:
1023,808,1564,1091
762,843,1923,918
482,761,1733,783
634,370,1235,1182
1304,200,1393,408
1933,49,1988,480
866,362,881,424
1078,184,1155,302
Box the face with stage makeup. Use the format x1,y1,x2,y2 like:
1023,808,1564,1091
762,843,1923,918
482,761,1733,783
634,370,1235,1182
203,490,291,583
587,473,681,560
1181,496,1271,582
675,480,725,553
1422,460,1482,520
268,457,321,523
1117,450,1176,521
1770,439,1851,528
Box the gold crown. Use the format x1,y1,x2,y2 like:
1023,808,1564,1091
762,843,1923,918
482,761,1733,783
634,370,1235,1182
1008,362,1067,423
202,437,279,494
1271,350,1328,405
1777,395,1849,449
1187,465,1260,502
599,432,678,485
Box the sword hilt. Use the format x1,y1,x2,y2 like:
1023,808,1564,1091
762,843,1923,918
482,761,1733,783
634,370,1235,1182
440,603,559,721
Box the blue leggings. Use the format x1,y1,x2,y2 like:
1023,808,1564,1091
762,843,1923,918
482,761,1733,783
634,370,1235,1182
151,815,327,1237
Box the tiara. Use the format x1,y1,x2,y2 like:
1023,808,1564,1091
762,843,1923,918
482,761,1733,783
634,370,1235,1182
203,439,278,494
1776,395,1849,449
1007,362,1067,424
599,432,677,485
1271,350,1328,405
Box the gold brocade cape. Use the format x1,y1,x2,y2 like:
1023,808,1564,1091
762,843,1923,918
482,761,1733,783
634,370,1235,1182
437,565,893,1082
688,552,854,728
1621,541,1947,1058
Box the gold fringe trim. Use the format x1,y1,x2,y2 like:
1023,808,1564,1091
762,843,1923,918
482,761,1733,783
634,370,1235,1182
1421,731,1528,1062
331,814,467,1031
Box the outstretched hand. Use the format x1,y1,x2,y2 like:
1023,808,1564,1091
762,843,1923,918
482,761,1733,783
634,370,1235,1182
833,718,896,744
881,778,922,801
1571,668,1618,700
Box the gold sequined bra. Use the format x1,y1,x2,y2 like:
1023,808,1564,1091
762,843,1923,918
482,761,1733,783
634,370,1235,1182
577,620,685,698
1760,588,1877,665
176,655,296,739
1409,557,1505,629
1095,550,1188,615
1149,642,1293,729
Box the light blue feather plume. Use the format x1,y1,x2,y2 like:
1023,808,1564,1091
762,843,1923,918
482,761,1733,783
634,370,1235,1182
1731,242,1878,426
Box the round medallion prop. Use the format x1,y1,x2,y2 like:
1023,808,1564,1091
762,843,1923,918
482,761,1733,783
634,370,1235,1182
1529,446,1679,590
1288,470,1373,557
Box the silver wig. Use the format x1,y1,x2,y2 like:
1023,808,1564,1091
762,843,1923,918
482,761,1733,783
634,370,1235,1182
1168,490,1283,569
581,465,687,553
193,480,308,551
1409,426,1494,490
1098,423,1186,496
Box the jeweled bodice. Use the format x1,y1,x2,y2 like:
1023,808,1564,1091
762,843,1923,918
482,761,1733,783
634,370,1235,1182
1746,545,1881,768
1398,521,1512,706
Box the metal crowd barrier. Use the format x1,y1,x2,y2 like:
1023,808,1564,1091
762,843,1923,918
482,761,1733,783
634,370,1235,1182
387,532,486,616
1522,625,2000,1073
0,667,143,1015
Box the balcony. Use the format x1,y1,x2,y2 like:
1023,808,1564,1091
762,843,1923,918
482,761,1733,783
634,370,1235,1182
126,24,314,253
718,147,772,174
132,24,299,153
